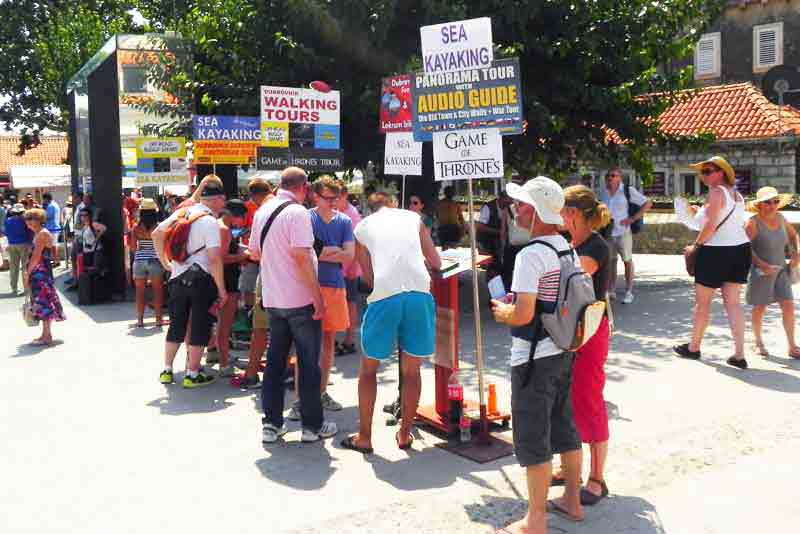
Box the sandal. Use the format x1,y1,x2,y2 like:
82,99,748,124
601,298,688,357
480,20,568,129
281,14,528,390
396,431,414,450
546,500,584,522
789,347,800,360
336,342,357,356
551,472,582,487
340,435,373,455
754,344,770,358
727,356,748,370
30,338,53,347
580,478,609,506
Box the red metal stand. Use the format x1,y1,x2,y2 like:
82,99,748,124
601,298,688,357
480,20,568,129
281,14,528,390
416,261,511,435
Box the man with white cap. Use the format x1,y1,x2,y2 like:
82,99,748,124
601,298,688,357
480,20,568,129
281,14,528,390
492,176,584,532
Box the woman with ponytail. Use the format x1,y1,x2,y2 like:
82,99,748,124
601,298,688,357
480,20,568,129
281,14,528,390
555,184,613,505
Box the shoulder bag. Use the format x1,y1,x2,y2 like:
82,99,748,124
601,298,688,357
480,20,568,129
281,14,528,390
684,204,735,277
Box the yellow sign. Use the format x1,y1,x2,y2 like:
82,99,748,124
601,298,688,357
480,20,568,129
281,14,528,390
135,137,187,158
194,140,258,165
261,122,289,148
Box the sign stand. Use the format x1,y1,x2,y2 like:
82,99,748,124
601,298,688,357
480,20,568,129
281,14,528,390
465,177,490,444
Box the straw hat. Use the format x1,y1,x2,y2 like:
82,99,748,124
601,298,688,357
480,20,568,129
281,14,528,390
747,186,793,212
139,198,159,212
689,156,736,185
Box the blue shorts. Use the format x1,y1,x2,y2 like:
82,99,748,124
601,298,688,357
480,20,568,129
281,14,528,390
361,291,435,360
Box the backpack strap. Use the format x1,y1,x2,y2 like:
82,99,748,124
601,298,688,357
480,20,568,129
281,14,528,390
181,208,212,260
259,201,298,252
526,238,575,259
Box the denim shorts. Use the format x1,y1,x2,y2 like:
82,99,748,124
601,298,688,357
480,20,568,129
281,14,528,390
361,291,435,360
132,259,163,279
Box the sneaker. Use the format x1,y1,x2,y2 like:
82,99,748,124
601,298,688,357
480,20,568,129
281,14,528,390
182,371,216,389
262,422,288,443
159,369,174,384
301,421,338,442
239,374,261,389
727,356,748,370
219,364,237,378
287,400,302,421
622,291,634,304
321,391,343,411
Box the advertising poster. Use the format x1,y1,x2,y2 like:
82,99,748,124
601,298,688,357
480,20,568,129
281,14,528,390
384,132,422,176
192,115,261,165
379,75,413,133
432,128,504,181
135,137,189,186
420,17,493,74
259,85,343,172
411,58,523,142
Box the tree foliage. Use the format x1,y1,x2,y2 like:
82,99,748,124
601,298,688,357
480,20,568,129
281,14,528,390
1,0,727,176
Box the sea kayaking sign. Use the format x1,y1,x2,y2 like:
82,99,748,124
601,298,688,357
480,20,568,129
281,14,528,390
420,17,493,74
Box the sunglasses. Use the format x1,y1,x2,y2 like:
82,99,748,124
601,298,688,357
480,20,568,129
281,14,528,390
318,195,338,202
760,198,780,205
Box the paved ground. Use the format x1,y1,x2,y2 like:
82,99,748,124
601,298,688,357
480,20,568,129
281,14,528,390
2,255,799,534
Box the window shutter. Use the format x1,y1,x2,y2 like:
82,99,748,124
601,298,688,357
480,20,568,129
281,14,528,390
758,30,777,66
754,22,783,71
694,33,720,79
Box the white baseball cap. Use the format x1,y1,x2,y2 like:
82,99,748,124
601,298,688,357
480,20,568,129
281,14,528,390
506,176,564,225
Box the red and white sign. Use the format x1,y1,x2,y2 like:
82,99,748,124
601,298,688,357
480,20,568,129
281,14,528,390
379,75,413,133
260,86,340,125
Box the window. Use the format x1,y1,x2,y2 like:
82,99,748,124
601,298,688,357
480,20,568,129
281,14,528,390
682,173,697,196
643,172,666,196
122,66,148,93
694,32,721,80
754,22,783,72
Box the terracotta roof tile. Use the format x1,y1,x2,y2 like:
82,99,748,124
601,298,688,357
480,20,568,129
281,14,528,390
0,136,68,175
606,82,800,144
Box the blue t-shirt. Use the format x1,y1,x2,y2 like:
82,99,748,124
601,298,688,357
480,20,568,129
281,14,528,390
310,209,354,288
45,202,61,233
4,215,33,245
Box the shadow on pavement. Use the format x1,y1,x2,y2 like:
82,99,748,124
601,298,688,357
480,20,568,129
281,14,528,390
146,379,254,415
255,442,336,491
11,339,65,357
466,493,666,533
702,360,800,394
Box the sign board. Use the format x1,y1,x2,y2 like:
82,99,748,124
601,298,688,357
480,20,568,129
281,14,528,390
420,17,493,74
379,75,413,133
256,147,343,173
260,86,340,125
384,132,423,176
135,137,189,186
411,58,523,141
192,115,260,165
432,128,503,181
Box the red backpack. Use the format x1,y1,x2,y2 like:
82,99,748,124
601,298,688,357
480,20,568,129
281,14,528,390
163,207,211,263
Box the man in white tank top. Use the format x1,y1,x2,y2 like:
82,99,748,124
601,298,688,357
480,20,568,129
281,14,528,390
340,192,441,454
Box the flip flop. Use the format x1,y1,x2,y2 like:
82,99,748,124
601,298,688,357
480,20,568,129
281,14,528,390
396,431,414,450
754,344,770,358
580,478,609,506
29,339,53,347
789,348,800,360
546,500,584,522
340,435,373,455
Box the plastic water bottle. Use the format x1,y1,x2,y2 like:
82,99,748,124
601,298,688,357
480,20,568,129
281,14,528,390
448,371,463,426
459,416,471,443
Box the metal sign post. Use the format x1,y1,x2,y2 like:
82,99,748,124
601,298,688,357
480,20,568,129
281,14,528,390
401,175,407,209
466,177,489,443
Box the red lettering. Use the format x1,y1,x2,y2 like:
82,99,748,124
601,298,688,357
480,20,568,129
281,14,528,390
311,111,320,122
299,111,310,122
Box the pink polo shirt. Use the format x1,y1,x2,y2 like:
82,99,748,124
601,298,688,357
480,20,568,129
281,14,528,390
249,189,318,309
341,202,362,279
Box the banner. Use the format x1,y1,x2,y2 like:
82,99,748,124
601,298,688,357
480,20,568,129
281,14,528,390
193,115,260,165
135,137,189,186
411,58,523,142
379,75,413,133
420,18,493,74
260,86,340,125
256,147,343,173
432,129,503,181
384,132,422,176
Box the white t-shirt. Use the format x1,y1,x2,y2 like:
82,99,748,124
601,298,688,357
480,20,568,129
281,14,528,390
156,203,220,279
477,204,491,224
604,185,647,237
353,208,430,304
510,234,580,367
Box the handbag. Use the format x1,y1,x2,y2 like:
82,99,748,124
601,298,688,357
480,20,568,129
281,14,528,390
684,204,736,276
22,293,38,326
624,184,644,234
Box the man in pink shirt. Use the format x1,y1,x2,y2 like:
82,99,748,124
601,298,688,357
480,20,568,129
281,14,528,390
336,181,362,355
249,166,338,444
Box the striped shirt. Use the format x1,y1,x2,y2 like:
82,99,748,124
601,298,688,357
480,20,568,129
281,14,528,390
133,228,159,262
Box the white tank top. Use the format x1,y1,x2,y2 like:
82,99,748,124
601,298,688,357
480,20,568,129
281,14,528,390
352,208,431,304
697,186,748,247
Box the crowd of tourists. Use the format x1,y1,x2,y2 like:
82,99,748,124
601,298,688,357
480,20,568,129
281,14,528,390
4,154,798,534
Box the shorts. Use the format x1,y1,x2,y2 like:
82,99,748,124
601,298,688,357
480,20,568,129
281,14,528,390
361,291,435,360
695,243,751,289
238,262,259,293
610,230,633,262
166,267,218,347
345,277,359,303
132,259,163,279
511,352,581,467
571,316,610,443
321,286,350,332
253,276,269,330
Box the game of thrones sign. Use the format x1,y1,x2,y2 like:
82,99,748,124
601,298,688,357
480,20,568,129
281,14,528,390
432,128,504,181
411,58,523,142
